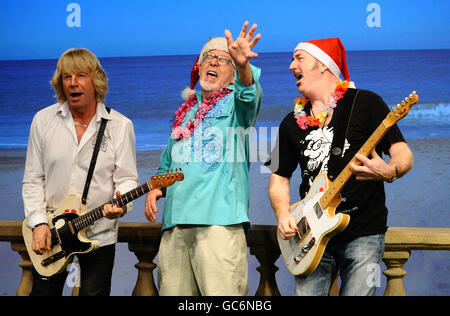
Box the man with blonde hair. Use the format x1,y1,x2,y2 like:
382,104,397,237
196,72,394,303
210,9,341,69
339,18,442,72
22,48,139,296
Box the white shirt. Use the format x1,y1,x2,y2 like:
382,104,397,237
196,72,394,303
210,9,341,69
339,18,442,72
22,102,139,246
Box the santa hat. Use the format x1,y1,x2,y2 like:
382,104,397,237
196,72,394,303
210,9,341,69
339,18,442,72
182,37,230,100
295,37,355,88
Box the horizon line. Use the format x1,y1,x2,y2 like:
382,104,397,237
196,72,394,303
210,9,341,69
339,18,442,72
1,48,449,62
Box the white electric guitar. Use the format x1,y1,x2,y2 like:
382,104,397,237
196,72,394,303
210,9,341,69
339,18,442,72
279,92,418,275
23,171,184,277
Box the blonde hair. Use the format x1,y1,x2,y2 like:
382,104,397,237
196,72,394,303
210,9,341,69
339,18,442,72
51,48,108,103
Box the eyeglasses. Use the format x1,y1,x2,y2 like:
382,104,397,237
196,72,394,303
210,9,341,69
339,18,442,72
203,51,233,66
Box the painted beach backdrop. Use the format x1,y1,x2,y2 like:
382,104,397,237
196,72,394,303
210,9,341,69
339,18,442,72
0,50,449,295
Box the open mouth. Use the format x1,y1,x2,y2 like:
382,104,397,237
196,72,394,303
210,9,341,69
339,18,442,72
206,71,218,78
70,92,83,98
294,73,303,85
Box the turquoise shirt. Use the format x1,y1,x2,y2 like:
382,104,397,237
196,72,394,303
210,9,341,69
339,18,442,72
159,65,263,230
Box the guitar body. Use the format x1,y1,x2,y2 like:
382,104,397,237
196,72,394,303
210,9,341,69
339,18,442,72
278,174,350,275
22,194,99,277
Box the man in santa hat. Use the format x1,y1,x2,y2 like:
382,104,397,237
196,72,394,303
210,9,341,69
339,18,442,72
266,37,414,295
144,21,263,296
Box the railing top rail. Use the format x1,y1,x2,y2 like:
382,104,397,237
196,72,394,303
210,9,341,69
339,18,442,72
384,227,450,251
1,220,449,250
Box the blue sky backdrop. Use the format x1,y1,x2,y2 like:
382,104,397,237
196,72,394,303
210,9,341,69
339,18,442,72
1,0,449,60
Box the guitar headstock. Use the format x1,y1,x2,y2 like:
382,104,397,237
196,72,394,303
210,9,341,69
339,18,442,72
384,91,419,127
148,169,184,190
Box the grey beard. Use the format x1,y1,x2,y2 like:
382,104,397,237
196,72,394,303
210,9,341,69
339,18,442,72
199,79,223,92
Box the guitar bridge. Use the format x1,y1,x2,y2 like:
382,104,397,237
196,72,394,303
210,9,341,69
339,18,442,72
294,237,316,263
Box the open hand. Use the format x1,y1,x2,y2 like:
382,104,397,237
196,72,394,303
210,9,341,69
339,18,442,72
225,21,261,69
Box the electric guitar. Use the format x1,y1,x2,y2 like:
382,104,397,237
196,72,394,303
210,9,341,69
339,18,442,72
23,171,184,277
279,92,418,275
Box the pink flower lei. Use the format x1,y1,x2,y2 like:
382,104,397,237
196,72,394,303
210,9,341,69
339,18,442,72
171,88,232,140
294,80,349,130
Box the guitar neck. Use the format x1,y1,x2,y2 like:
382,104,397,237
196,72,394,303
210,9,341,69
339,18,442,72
71,182,153,233
320,120,390,208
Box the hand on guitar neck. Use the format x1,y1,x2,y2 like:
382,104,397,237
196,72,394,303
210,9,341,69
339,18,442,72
103,190,126,219
349,148,394,181
349,143,413,182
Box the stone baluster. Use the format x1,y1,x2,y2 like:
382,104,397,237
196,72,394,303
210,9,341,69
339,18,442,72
251,247,281,296
128,242,159,296
11,243,33,296
382,250,411,296
247,226,281,296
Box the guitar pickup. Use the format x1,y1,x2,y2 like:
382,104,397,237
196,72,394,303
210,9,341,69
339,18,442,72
41,251,66,267
313,203,323,219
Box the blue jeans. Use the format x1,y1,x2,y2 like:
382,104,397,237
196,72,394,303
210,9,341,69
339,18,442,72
295,234,385,296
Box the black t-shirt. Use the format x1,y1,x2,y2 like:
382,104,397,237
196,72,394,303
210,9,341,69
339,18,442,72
266,89,406,243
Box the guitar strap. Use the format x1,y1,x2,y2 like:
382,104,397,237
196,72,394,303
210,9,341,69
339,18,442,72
81,107,111,205
327,90,359,181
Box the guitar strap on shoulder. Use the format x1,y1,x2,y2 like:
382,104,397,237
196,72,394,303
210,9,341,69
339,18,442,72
81,107,111,205
327,90,359,181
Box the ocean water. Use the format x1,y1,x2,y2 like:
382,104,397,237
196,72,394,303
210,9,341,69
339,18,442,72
0,50,449,150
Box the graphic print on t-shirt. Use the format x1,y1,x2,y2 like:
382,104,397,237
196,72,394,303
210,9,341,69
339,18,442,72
300,126,350,187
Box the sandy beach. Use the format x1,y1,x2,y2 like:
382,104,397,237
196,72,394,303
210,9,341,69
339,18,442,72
0,138,448,295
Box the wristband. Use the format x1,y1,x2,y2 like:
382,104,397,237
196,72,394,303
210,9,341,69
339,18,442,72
386,164,399,183
32,222,49,231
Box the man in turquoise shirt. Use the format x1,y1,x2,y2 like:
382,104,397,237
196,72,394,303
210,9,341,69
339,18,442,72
145,22,262,295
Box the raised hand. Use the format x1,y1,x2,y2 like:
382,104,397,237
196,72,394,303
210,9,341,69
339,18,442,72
224,21,261,86
225,21,261,68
